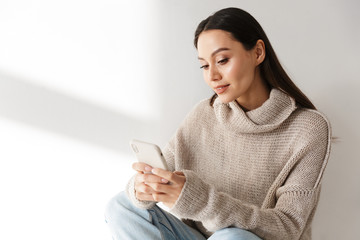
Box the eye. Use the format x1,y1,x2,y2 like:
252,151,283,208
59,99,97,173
200,64,209,70
217,58,229,65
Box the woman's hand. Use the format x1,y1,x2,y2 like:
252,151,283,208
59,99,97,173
133,162,164,202
132,162,186,208
147,168,186,209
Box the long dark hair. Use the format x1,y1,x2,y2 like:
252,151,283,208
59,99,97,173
194,7,316,109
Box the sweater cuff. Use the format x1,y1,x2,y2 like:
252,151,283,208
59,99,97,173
125,175,156,209
169,170,212,220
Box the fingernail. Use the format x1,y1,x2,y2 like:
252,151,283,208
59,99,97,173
151,169,157,174
145,166,152,172
161,178,168,183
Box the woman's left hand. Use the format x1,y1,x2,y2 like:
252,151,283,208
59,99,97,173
146,168,186,209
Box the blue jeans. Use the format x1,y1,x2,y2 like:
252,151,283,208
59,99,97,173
105,191,262,240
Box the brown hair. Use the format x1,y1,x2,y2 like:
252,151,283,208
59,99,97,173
194,7,316,109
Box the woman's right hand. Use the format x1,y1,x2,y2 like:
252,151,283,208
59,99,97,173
132,162,169,202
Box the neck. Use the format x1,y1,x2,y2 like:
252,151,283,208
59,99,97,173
236,80,270,112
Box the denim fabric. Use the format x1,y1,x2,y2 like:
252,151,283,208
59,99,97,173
208,227,262,240
105,191,261,240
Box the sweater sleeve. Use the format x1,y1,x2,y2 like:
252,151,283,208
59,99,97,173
169,112,331,239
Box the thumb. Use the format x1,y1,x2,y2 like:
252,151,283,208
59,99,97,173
174,171,185,176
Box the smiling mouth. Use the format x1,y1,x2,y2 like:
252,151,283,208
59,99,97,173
216,85,229,90
214,84,230,94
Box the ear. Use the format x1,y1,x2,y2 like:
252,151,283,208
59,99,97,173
254,40,265,66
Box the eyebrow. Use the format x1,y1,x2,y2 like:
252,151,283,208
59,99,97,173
197,47,230,60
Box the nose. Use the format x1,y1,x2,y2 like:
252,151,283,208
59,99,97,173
208,65,221,82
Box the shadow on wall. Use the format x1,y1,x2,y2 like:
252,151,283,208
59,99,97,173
0,72,160,154
0,2,213,156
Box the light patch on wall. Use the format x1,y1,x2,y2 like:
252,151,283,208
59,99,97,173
0,116,134,239
0,0,162,120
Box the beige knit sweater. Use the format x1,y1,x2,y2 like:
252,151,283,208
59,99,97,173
126,88,331,240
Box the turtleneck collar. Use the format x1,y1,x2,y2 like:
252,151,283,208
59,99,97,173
213,88,297,133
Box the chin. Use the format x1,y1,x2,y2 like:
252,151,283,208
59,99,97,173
217,95,234,104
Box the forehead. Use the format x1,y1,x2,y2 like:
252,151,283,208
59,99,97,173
197,30,239,57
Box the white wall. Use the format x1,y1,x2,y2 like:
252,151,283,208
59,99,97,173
0,0,359,239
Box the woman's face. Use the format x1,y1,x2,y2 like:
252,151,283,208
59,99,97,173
197,29,268,109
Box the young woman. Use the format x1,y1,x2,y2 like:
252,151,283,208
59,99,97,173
105,7,331,240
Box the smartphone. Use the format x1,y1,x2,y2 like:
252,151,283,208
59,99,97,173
129,139,169,171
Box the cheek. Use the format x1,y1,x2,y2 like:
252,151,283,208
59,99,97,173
203,72,211,86
224,64,236,76
228,62,253,83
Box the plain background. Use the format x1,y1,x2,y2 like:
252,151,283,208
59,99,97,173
0,0,359,239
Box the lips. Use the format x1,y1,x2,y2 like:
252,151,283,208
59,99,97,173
214,84,230,94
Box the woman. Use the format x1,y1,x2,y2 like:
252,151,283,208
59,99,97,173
105,7,331,240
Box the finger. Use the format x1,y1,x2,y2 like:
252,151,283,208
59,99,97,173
135,173,145,184
146,182,171,193
135,172,168,185
143,174,169,184
152,192,170,203
174,171,185,176
136,191,155,202
151,168,178,183
132,162,153,173
135,182,157,194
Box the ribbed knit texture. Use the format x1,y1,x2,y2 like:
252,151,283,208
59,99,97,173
126,88,331,240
